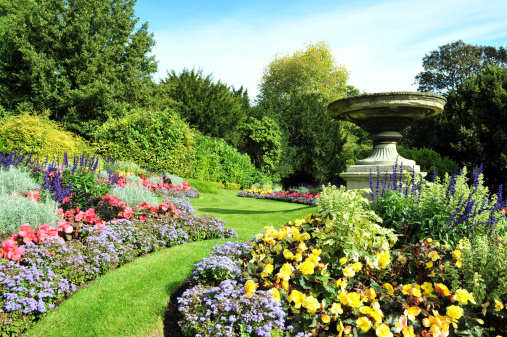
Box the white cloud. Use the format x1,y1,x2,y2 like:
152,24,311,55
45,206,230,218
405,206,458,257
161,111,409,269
149,0,507,101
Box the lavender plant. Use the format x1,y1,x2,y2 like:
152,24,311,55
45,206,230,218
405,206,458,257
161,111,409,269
178,280,288,337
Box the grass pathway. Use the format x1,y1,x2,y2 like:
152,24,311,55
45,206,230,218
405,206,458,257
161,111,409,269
24,189,316,337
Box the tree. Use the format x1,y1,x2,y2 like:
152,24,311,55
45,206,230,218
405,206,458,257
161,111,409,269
160,68,251,145
0,0,157,138
414,40,507,94
442,66,507,189
257,41,349,105
237,116,282,172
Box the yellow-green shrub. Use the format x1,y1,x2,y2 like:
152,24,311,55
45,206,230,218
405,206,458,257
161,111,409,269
225,182,241,190
93,109,196,177
0,112,91,159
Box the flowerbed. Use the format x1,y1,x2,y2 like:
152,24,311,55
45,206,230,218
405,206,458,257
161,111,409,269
238,190,320,206
0,150,237,336
180,167,507,337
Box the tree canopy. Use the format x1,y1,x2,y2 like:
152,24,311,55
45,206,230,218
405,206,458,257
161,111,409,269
414,40,507,94
0,0,158,138
160,68,251,145
257,41,349,104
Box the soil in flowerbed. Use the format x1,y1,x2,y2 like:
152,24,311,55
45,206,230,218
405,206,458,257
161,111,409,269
162,284,186,337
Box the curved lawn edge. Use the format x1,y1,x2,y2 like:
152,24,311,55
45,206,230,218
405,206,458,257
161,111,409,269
23,189,316,337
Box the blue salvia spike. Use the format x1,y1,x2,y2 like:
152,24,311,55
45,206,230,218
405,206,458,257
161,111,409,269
432,167,437,182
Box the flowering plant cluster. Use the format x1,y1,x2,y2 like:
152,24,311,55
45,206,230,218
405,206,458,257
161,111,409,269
181,182,507,337
238,190,320,206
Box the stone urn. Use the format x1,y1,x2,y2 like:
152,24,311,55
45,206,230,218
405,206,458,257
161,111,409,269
327,92,446,194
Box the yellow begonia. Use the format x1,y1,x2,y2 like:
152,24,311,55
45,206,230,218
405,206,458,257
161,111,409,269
244,280,257,298
330,303,343,315
376,252,391,268
270,288,280,301
351,261,363,272
435,283,452,297
343,266,355,277
281,280,289,291
454,289,472,305
302,296,321,314
426,261,433,269
446,305,464,320
294,253,303,262
422,311,450,335
339,257,348,265
277,263,292,281
452,250,461,259
322,314,331,323
375,323,393,337
347,292,363,308
339,291,349,305
312,248,322,256
261,264,274,277
421,282,435,297
402,327,415,337
289,290,306,308
306,254,320,265
495,299,504,311
283,249,294,260
383,283,394,294
298,242,307,252
299,260,315,275
356,316,372,332
404,306,421,321
364,288,376,302
428,250,440,261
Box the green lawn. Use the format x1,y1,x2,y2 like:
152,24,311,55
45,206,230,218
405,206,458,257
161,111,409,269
24,189,316,337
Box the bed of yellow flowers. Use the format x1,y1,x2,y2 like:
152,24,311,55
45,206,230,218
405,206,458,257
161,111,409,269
239,213,507,337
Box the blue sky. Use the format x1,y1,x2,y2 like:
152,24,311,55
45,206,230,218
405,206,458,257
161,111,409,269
134,0,507,100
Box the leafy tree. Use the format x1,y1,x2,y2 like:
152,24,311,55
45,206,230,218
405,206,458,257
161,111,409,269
442,66,507,188
0,0,158,138
257,40,349,104
237,116,282,172
414,40,507,94
160,68,250,145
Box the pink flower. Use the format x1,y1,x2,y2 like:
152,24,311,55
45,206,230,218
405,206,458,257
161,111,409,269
74,213,84,222
57,208,64,218
1,239,25,261
18,223,38,243
150,205,158,213
58,220,73,234
24,190,40,201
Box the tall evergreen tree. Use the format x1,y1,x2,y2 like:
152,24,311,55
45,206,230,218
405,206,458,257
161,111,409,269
0,0,157,138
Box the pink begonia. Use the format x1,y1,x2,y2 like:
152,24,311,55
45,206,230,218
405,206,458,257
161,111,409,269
58,220,73,234
36,224,58,242
18,223,38,243
1,239,24,261
24,190,40,201
74,213,83,222
57,208,64,218
150,205,158,213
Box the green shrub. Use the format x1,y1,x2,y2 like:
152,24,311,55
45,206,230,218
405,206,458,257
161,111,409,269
0,166,40,195
61,168,111,199
225,182,241,190
109,185,159,207
397,146,460,179
214,182,225,189
185,178,219,194
193,134,256,188
93,109,196,177
0,112,91,160
0,194,59,233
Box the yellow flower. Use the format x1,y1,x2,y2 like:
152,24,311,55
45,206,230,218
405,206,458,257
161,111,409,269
312,248,322,256
294,253,303,262
495,299,504,311
302,295,321,314
421,282,437,298
404,306,421,321
360,306,373,315
339,291,349,305
428,250,440,261
281,280,289,291
376,251,391,268
244,280,258,298
375,323,393,337
270,288,280,301
283,249,294,260
402,327,415,337
446,305,464,320
339,257,348,265
356,316,372,332
322,313,331,323
454,289,472,305
343,266,355,277
351,261,363,272
277,263,292,281
347,292,363,308
456,259,463,268
298,242,308,253
364,288,376,302
426,261,433,269
435,283,452,296
299,260,315,275
452,250,462,259
330,303,343,315
289,290,306,308
383,283,394,294
261,264,274,277
306,254,320,265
